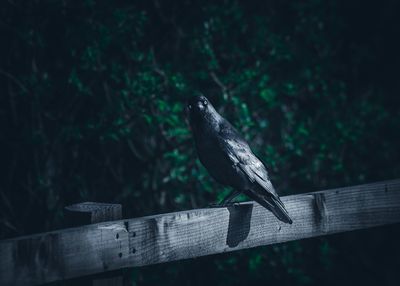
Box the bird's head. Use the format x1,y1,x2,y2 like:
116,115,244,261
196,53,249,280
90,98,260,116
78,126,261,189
187,95,210,114
186,95,219,127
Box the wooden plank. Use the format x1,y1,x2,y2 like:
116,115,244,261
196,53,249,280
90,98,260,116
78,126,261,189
1,179,400,286
64,202,123,226
64,202,123,286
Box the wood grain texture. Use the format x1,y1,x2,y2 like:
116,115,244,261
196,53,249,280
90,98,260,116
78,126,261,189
1,179,400,285
64,202,123,286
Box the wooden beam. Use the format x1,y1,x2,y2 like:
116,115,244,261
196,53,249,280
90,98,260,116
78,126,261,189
64,202,123,226
1,179,400,286
64,202,123,286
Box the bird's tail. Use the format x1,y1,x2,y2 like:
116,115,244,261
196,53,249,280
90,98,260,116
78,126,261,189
248,188,293,224
267,195,293,224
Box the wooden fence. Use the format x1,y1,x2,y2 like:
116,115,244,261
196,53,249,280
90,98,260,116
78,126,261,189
1,179,400,285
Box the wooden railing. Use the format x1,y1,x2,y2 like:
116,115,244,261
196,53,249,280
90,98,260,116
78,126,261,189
1,179,400,285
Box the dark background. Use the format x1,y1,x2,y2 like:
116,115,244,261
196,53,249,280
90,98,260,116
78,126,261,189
1,0,400,285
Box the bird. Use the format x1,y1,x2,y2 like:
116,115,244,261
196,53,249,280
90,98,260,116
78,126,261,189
187,95,293,224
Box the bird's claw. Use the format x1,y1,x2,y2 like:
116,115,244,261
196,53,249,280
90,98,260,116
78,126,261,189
208,202,242,208
228,202,242,207
207,202,222,208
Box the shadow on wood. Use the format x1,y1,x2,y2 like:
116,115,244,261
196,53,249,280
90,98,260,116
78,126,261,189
226,204,253,247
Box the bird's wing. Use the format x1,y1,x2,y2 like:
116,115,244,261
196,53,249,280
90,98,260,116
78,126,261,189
223,137,278,197
223,137,292,224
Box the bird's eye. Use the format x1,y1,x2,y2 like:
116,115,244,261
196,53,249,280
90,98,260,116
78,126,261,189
203,100,208,106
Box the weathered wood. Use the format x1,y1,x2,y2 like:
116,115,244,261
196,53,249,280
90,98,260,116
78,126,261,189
1,179,400,286
64,202,123,286
64,202,123,226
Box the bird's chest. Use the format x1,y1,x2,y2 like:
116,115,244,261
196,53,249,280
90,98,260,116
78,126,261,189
195,132,242,186
195,134,223,167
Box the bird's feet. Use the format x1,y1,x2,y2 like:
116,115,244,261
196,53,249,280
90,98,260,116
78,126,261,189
208,202,242,208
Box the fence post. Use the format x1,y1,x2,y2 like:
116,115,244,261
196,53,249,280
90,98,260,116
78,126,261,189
64,202,124,286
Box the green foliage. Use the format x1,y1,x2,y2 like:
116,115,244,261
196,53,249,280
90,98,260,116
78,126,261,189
1,0,400,285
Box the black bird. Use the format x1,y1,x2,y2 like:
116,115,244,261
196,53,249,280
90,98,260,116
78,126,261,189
187,95,293,224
